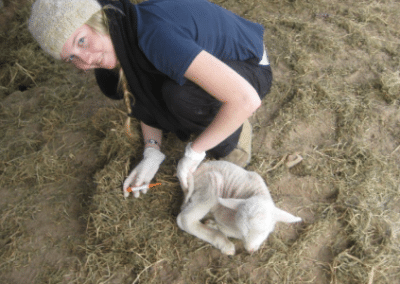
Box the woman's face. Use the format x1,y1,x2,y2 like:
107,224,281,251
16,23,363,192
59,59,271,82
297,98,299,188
60,24,117,70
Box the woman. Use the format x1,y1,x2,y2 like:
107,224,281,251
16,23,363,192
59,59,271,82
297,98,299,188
28,0,273,197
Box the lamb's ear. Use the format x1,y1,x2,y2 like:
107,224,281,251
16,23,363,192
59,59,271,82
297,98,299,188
218,198,245,210
273,207,302,223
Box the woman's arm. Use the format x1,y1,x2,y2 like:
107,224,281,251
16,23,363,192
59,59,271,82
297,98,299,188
184,50,261,154
123,121,165,197
141,121,163,151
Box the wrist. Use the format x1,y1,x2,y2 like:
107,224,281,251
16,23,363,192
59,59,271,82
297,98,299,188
185,142,206,161
144,139,160,151
190,142,203,153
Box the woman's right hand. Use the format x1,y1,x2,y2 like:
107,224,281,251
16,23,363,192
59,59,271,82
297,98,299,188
123,147,166,198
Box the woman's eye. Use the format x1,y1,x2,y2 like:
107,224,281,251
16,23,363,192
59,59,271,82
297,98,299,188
78,37,85,47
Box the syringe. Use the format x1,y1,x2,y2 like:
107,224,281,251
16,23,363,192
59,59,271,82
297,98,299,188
126,183,162,192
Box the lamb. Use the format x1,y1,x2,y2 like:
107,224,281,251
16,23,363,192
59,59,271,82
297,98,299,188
177,160,302,255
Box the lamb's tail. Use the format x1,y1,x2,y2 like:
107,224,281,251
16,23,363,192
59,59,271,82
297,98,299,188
183,171,195,204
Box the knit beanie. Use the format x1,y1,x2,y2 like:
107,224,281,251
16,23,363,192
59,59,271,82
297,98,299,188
28,0,102,60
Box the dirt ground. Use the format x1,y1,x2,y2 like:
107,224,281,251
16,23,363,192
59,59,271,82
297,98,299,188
1,0,400,283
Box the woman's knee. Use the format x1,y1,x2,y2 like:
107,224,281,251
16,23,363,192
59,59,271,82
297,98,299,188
259,65,273,100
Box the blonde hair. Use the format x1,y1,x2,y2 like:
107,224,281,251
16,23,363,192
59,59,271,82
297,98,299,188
85,10,136,138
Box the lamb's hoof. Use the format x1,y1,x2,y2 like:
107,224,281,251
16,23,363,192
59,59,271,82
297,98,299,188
204,219,218,230
220,241,235,255
245,243,260,254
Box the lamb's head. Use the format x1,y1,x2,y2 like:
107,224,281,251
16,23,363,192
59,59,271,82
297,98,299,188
218,195,302,253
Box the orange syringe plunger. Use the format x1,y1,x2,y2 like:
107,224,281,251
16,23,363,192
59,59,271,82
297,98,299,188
126,183,162,193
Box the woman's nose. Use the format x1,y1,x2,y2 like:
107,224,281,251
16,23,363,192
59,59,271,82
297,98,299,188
76,50,96,68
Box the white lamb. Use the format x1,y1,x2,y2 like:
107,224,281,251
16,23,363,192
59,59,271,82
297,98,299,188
177,161,302,255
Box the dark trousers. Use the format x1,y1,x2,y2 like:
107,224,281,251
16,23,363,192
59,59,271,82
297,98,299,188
161,58,273,159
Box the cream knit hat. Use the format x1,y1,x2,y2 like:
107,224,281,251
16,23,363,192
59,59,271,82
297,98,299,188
28,0,102,60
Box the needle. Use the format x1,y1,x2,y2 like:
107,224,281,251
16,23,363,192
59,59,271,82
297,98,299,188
126,183,162,193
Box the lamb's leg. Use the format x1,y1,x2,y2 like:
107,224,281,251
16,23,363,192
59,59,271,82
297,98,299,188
177,201,235,255
210,206,242,239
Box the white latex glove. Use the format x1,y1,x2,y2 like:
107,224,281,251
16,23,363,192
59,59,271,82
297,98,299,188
177,142,206,189
123,147,165,198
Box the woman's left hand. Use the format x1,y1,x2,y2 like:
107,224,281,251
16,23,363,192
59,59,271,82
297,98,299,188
177,142,206,189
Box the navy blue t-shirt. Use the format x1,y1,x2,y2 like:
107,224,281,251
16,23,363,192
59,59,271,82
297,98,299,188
135,0,265,85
